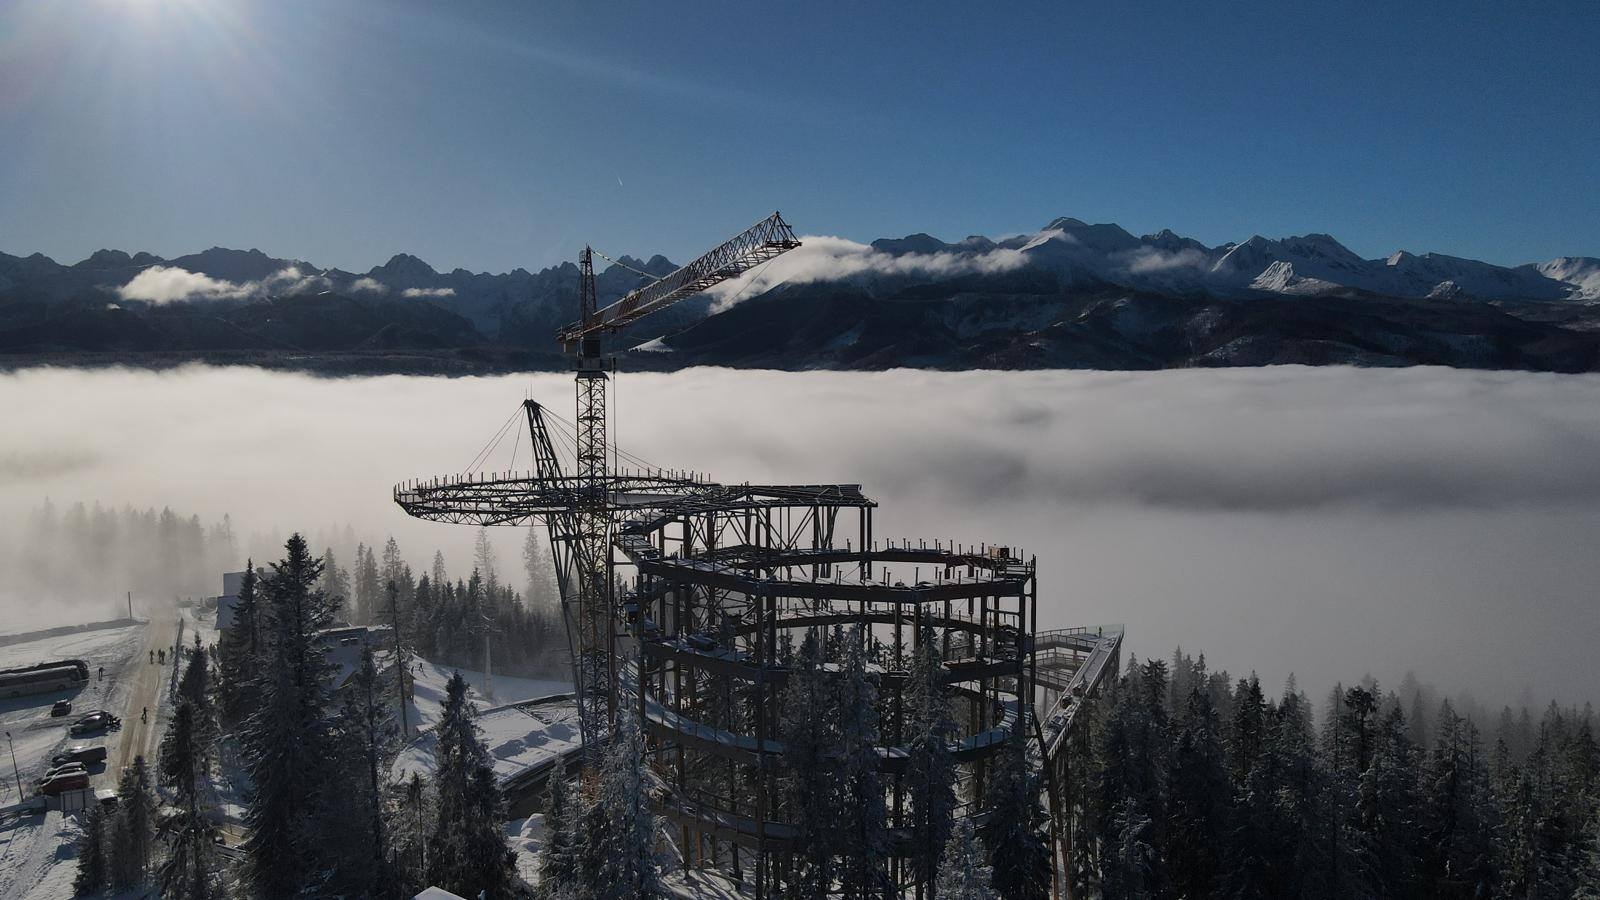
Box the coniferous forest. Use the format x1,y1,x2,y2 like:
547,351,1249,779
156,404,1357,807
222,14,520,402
1063,652,1600,899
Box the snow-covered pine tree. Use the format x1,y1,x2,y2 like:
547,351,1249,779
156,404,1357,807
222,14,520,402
215,562,260,726
905,625,956,893
979,732,1049,900
73,804,108,896
936,816,996,900
321,644,393,897
778,631,838,898
158,665,218,900
391,772,433,897
595,704,660,899
537,757,579,899
109,755,155,890
835,625,888,900
321,545,351,615
1166,688,1230,899
241,533,336,897
354,541,380,625
427,671,516,897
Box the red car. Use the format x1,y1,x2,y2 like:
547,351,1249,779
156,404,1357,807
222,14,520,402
39,770,89,795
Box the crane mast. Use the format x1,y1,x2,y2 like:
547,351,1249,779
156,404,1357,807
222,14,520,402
554,213,800,761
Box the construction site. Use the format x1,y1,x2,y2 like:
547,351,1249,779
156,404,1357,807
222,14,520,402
392,213,1123,898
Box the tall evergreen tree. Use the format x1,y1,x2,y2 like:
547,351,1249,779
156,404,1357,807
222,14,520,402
1166,688,1230,898
905,626,957,894
159,643,219,899
936,817,996,900
835,626,888,900
427,671,516,898
353,542,380,625
74,804,109,896
538,757,579,899
241,534,335,897
216,562,260,726
980,733,1050,900
579,704,659,900
108,755,155,891
778,631,837,898
323,645,393,897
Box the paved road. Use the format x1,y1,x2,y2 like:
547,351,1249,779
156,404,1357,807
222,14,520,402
110,605,178,781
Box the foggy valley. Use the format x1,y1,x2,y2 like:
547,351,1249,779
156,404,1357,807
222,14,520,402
3,363,1595,712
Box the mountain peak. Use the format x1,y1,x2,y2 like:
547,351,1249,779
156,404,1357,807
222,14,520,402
371,253,438,279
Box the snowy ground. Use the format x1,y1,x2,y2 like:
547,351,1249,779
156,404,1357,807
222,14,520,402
405,657,569,732
0,620,148,900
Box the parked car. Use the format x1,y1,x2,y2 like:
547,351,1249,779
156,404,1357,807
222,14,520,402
38,762,87,783
50,744,107,767
50,699,72,717
94,788,118,808
39,770,89,796
68,711,119,735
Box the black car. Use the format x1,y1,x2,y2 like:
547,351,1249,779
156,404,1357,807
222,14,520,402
50,699,72,717
50,744,107,767
68,711,120,735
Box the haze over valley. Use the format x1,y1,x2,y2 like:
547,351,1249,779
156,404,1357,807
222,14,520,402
3,364,1596,712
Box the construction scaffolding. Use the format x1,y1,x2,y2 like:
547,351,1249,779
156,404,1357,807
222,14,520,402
390,212,1125,897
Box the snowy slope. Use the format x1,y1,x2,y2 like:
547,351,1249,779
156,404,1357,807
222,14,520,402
863,218,1591,303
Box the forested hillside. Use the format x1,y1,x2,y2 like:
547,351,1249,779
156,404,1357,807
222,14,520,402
1064,652,1600,898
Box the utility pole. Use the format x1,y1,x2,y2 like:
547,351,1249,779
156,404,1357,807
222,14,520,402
386,581,410,739
473,613,501,703
127,591,132,619
5,731,22,803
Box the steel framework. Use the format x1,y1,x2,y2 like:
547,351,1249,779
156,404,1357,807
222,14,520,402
390,210,1121,896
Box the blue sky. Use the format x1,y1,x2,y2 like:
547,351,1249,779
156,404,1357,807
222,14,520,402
2,0,1596,272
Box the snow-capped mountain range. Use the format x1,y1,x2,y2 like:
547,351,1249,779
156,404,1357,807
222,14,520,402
2,216,1596,374
869,217,1599,303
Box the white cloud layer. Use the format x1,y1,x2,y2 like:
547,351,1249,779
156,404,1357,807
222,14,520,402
402,287,455,298
707,235,1027,312
0,365,1596,711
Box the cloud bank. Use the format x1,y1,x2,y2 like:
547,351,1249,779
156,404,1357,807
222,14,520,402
118,266,258,303
0,365,1595,709
115,265,334,304
707,235,1027,311
402,286,455,298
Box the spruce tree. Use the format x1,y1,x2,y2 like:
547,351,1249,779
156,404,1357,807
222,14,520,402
585,704,659,899
1166,688,1229,898
538,757,579,899
905,626,956,894
936,817,996,900
322,645,393,897
980,734,1049,900
241,533,335,897
779,631,839,898
427,671,516,897
74,804,108,896
216,562,260,726
835,626,888,900
109,755,155,890
158,647,219,900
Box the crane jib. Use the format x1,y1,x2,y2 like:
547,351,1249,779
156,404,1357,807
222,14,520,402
556,211,800,349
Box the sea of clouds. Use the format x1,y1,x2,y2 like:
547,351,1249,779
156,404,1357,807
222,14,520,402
1,364,1595,709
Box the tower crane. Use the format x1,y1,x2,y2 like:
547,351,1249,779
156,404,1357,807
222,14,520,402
396,213,799,763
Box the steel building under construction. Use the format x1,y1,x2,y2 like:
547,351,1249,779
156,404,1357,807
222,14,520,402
392,213,1122,897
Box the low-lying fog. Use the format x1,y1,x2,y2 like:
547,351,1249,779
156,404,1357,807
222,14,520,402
2,365,1596,709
